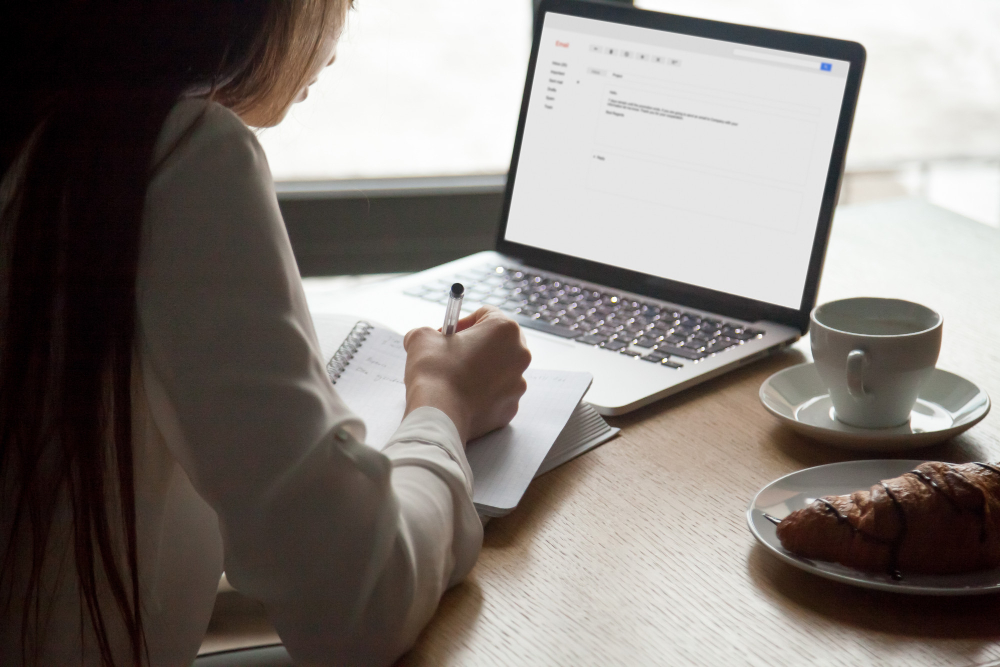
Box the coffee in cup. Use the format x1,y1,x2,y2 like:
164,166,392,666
810,298,942,429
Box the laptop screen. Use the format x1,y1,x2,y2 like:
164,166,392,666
503,12,852,310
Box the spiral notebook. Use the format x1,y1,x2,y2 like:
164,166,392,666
314,315,619,517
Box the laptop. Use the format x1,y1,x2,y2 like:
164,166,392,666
310,0,866,415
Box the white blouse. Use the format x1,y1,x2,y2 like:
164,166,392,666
0,100,483,666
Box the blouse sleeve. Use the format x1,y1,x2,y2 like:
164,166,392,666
137,101,482,666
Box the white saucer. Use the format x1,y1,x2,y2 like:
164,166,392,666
759,363,990,451
748,460,1000,595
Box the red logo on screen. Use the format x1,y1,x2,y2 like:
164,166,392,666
555,40,569,48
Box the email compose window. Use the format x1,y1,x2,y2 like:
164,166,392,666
505,13,850,309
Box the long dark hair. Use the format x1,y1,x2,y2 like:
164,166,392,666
0,2,341,664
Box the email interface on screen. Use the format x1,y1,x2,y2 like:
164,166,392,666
505,13,851,310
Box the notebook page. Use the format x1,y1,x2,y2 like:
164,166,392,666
313,313,368,362
466,369,592,516
319,319,593,515
331,327,409,449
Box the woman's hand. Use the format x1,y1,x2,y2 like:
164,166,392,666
402,306,532,444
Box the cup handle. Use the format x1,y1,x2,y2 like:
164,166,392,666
846,349,868,398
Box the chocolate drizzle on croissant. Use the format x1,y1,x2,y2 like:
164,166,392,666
775,462,1000,577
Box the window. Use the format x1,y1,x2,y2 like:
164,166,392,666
636,0,1000,225
263,0,1000,226
258,0,532,181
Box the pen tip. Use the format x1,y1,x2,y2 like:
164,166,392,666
451,283,464,298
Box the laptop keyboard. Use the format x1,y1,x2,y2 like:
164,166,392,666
404,264,764,368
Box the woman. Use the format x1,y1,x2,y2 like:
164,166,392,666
0,2,531,665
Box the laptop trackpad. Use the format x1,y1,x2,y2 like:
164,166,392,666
523,330,594,373
523,329,575,351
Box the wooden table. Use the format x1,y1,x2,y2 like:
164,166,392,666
400,198,1000,666
203,198,1000,665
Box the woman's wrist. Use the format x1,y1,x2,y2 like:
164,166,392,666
404,379,471,445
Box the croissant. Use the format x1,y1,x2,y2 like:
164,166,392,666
774,462,1000,578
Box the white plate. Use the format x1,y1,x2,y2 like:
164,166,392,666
747,459,1000,595
759,363,990,450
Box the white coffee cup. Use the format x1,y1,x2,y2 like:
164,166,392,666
810,298,942,429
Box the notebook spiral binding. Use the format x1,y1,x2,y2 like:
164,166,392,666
326,321,374,384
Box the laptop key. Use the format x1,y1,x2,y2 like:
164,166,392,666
512,314,582,339
643,353,684,368
602,339,628,351
660,345,707,361
721,326,764,340
576,333,605,345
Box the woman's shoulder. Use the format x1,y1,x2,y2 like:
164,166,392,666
152,98,266,178
139,95,285,292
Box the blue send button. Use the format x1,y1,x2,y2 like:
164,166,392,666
820,62,832,71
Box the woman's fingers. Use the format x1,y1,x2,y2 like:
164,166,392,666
427,305,498,335
453,305,497,333
402,325,436,351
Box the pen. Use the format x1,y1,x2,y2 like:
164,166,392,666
442,282,464,335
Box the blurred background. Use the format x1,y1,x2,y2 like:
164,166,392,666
258,0,1000,226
